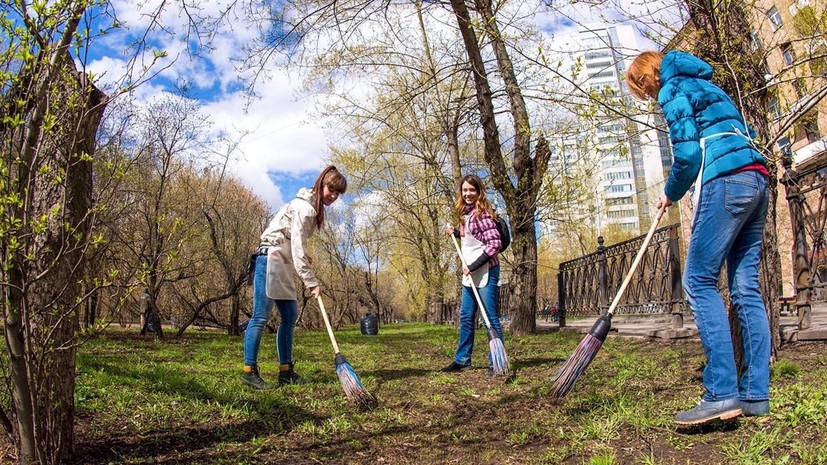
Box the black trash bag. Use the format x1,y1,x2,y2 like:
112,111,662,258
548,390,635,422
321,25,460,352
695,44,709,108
360,312,379,335
145,313,161,333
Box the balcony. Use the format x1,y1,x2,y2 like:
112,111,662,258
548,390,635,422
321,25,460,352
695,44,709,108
794,138,827,166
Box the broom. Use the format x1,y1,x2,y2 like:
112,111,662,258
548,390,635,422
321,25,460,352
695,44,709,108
316,295,376,408
450,234,510,376
550,204,666,399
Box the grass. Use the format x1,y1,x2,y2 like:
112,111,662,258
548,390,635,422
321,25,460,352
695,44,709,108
27,323,827,464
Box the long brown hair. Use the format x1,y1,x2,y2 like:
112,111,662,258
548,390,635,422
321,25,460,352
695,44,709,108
312,165,347,229
453,174,497,225
626,51,664,101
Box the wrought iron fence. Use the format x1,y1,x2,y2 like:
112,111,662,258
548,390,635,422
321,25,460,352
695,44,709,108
781,153,827,328
558,223,687,325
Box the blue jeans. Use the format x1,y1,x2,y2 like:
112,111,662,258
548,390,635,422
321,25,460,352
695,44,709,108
684,171,770,402
454,265,503,366
243,255,298,367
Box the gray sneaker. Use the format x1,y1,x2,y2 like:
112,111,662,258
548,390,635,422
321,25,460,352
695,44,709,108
740,400,770,417
242,365,272,390
674,398,742,425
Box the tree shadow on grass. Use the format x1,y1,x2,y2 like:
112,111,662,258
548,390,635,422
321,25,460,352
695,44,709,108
75,357,327,464
75,401,321,465
512,356,567,370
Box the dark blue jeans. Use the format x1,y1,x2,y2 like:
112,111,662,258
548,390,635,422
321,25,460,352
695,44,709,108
685,171,770,401
454,265,503,367
243,255,298,367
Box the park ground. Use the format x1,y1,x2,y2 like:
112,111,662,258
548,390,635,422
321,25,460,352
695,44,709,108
4,322,826,464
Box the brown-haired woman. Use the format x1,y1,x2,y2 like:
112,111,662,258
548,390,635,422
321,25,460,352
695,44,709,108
242,165,347,389
442,174,504,375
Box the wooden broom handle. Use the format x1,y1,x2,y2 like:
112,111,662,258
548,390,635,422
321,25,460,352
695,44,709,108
317,296,341,354
607,204,667,315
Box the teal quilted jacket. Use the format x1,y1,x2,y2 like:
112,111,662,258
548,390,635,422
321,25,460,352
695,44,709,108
658,51,765,201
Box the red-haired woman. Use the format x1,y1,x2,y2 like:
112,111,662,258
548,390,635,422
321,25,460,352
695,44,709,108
627,51,770,424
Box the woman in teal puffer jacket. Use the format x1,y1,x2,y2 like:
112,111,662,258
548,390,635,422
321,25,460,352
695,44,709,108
627,50,770,426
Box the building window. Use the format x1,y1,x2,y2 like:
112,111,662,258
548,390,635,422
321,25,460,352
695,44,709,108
803,118,820,142
778,137,792,159
606,184,633,193
768,96,782,118
781,43,795,65
792,79,807,98
750,31,763,51
767,6,783,30
605,171,632,181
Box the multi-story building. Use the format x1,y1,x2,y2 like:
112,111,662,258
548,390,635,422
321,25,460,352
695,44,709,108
755,0,826,168
550,24,673,235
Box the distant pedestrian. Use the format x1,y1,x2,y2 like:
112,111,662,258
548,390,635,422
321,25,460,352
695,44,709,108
442,174,504,376
242,165,347,389
627,50,770,425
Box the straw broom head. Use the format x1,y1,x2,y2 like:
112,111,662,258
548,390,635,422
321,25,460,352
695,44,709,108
549,314,612,399
335,353,376,409
487,328,510,376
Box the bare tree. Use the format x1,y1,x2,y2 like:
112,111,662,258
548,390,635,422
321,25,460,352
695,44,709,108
0,8,107,464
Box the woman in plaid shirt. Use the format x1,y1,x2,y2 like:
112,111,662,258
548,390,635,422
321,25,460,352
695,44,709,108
442,174,504,375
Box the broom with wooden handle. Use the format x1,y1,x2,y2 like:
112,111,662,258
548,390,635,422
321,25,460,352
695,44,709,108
450,234,510,376
316,296,376,408
550,204,667,399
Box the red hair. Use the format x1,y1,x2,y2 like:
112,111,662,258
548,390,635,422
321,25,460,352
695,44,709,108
626,51,664,101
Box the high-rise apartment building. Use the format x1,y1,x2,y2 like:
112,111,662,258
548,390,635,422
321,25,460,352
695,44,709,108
550,24,672,235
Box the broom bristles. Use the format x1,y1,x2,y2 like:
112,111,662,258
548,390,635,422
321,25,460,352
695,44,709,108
335,358,376,408
489,336,510,376
549,333,603,399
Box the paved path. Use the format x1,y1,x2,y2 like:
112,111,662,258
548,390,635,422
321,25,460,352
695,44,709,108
536,302,827,342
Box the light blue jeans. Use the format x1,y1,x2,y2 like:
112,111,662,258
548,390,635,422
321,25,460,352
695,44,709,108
243,255,298,367
454,265,503,367
684,170,770,402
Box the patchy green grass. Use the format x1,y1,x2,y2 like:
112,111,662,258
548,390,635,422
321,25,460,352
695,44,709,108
37,323,827,463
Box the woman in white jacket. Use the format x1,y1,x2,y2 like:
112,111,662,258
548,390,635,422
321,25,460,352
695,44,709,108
242,165,347,389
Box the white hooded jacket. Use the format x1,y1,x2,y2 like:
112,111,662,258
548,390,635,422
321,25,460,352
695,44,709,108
259,188,319,297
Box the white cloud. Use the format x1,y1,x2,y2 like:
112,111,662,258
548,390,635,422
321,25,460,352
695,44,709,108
89,0,333,211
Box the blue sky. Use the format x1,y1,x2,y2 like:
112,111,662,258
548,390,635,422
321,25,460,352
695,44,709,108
70,0,669,212
75,0,336,212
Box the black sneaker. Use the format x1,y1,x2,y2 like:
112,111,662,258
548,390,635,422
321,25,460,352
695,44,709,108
486,367,495,377
441,361,471,372
242,365,272,390
278,363,308,385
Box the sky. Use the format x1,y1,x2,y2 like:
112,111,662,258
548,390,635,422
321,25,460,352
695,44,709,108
82,0,670,213
86,0,333,211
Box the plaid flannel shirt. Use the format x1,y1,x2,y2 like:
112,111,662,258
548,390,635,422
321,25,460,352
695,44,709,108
461,206,500,270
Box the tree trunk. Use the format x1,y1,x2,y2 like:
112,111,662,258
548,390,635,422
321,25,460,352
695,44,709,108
448,0,550,335
229,293,241,336
686,0,782,360
2,48,107,464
